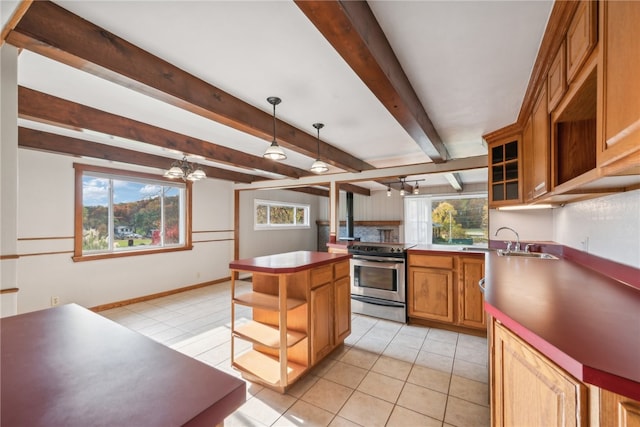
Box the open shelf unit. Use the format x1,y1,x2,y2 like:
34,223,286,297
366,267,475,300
230,270,310,393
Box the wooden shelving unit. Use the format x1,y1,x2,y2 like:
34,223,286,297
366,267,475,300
229,252,351,393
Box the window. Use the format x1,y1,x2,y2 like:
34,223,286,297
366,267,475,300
254,199,310,230
74,164,192,261
404,194,488,247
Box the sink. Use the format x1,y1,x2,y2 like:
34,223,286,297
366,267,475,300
459,247,493,252
497,250,558,260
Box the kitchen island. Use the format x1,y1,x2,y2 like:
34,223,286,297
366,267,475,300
485,251,640,425
1,304,246,427
229,251,351,392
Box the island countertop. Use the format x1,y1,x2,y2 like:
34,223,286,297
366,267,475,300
484,252,640,401
230,250,351,274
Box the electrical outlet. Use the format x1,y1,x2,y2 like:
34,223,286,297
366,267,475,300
51,296,60,306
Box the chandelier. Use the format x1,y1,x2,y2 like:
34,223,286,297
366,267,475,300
164,156,206,181
384,176,425,197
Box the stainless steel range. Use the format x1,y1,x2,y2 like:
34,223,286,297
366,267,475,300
349,242,415,323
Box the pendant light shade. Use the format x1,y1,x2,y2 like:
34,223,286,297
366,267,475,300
263,96,286,161
310,122,329,174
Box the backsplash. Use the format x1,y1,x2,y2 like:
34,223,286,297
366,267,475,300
490,190,640,268
554,190,640,269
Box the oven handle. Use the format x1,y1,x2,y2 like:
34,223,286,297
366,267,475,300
351,294,405,308
352,258,404,268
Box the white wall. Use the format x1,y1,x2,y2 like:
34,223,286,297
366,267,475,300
15,149,235,313
490,190,640,268
238,189,322,259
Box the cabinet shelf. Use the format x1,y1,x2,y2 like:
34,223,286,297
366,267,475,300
232,350,306,387
233,291,306,311
233,320,306,348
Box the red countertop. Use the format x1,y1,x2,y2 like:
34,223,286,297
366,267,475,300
230,250,351,274
484,252,640,401
1,304,246,427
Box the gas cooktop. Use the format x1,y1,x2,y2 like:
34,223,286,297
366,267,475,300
348,242,416,256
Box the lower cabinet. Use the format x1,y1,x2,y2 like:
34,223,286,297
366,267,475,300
311,261,351,365
334,276,351,343
492,320,588,426
491,317,640,426
407,252,486,331
600,389,640,427
458,256,486,329
311,282,333,364
409,266,454,323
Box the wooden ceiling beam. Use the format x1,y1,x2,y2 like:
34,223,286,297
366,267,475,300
339,183,371,197
18,127,262,183
7,0,373,173
295,0,449,164
18,87,307,179
287,187,330,198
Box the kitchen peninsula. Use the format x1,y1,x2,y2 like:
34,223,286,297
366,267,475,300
485,251,640,425
229,251,351,392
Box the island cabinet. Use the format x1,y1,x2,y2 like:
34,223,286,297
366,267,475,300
229,251,350,393
407,251,486,333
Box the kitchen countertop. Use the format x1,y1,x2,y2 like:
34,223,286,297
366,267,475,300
230,250,351,274
484,252,640,400
1,304,246,426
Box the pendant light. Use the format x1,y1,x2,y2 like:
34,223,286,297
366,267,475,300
310,123,329,174
263,96,287,161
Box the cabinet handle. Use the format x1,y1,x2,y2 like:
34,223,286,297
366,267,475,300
535,182,546,191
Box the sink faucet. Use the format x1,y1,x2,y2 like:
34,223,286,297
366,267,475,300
495,226,520,252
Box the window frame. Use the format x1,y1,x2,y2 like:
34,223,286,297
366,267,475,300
404,192,488,248
73,164,193,262
253,199,311,230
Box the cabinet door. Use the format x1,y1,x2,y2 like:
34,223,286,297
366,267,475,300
548,41,566,112
600,389,640,427
566,0,596,83
489,138,522,207
530,84,550,200
458,257,485,329
599,1,640,168
311,282,333,364
408,267,453,323
334,277,351,344
492,321,587,427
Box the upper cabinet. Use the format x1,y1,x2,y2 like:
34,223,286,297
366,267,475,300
598,1,640,171
566,0,597,83
485,0,640,208
489,136,522,207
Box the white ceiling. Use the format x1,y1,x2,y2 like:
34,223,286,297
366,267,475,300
6,0,553,191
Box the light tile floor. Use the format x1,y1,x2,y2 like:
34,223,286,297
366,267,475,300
99,281,490,427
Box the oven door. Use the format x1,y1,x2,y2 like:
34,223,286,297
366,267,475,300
350,255,405,303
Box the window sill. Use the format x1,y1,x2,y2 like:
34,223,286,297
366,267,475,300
72,245,193,262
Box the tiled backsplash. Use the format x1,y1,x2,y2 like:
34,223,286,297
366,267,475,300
554,190,640,268
491,190,640,268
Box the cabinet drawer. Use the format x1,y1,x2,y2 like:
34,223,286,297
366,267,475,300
311,265,333,288
409,254,454,269
334,260,350,280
